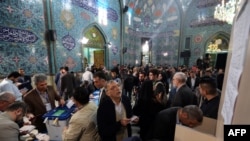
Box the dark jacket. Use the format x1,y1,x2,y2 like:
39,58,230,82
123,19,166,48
17,75,33,92
171,85,197,107
23,86,61,132
97,95,133,141
149,107,180,141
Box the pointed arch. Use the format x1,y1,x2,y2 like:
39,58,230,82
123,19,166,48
81,23,108,69
82,23,108,48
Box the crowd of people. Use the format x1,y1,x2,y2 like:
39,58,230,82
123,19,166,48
0,63,225,141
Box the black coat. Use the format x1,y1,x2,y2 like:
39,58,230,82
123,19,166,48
97,95,133,141
171,85,197,107
17,75,33,92
149,107,180,141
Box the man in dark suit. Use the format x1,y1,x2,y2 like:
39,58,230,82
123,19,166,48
23,73,65,132
171,72,198,107
186,70,200,92
97,80,133,141
17,68,33,93
60,66,76,101
149,105,203,141
93,71,108,105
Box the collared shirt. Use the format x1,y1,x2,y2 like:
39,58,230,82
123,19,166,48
99,88,104,103
36,88,51,111
191,78,196,89
0,78,22,101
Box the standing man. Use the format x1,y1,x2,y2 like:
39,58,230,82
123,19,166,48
61,66,76,101
0,71,23,101
54,66,64,94
186,70,200,92
0,91,16,112
93,71,108,105
17,68,33,93
171,72,198,107
82,67,93,84
23,73,65,132
0,101,27,141
199,76,220,119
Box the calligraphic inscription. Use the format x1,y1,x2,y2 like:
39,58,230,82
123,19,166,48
71,0,118,22
190,17,226,27
62,34,75,51
128,28,173,38
0,26,38,44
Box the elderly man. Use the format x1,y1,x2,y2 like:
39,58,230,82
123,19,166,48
0,101,27,141
171,72,197,107
97,80,133,141
23,73,65,132
0,91,16,112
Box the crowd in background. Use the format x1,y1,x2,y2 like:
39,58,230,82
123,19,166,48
0,61,224,141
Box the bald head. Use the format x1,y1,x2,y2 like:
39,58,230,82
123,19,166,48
0,91,16,112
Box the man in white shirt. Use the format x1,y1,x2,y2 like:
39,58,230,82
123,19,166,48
82,67,93,84
0,72,24,101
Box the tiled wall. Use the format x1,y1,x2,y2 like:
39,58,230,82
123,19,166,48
0,0,121,77
181,0,232,66
0,0,233,77
0,0,48,76
123,0,232,67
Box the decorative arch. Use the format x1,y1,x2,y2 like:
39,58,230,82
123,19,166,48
204,31,230,69
82,23,108,48
81,23,108,69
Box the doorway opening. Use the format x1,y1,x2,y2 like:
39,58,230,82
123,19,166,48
205,32,229,70
82,25,106,70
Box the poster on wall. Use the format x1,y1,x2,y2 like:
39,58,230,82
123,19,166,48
221,0,249,124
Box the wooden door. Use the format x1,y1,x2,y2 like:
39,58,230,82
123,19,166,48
94,50,104,68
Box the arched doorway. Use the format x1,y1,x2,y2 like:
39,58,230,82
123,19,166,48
81,25,107,70
205,32,230,70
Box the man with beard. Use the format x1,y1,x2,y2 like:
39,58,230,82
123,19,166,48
0,101,27,141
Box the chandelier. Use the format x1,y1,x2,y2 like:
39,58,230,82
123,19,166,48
214,0,241,24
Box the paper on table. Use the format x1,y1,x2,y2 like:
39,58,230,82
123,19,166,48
66,99,74,109
19,125,36,132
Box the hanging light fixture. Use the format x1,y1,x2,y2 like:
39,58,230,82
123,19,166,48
214,0,241,24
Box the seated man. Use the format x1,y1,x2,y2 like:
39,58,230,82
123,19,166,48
149,105,203,141
0,91,16,112
0,101,27,141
